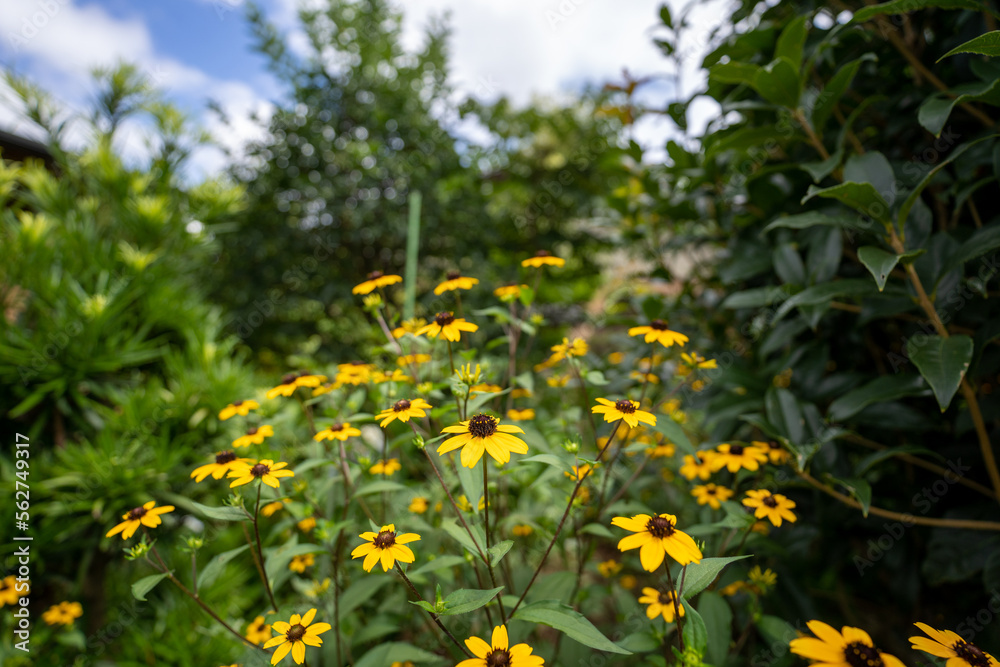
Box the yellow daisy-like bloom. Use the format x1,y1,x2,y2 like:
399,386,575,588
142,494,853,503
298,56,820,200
263,608,332,665
267,373,300,399
261,500,285,517
191,451,253,482
680,351,717,369
537,337,588,370
393,318,427,338
458,625,545,667
289,554,315,573
336,361,375,384
742,489,797,527
353,270,402,295
910,622,998,667
646,443,676,459
370,458,401,476
438,413,529,468
638,588,685,623
298,517,317,533
506,409,536,421
710,443,768,473
434,271,479,295
511,388,532,399
397,353,432,366
294,372,327,388
42,601,82,626
219,399,259,420
592,398,657,429
470,383,503,394
611,513,703,570
305,578,331,598
312,382,335,397
0,576,27,606
409,497,429,513
373,369,412,384
691,484,734,510
628,320,689,348
679,452,714,481
416,311,478,342
106,501,175,540
314,423,361,442
620,574,637,590
233,424,274,448
608,351,625,364
351,524,421,572
630,370,660,384
392,662,415,667
747,565,777,592
494,284,528,302
245,615,271,644
597,559,622,577
521,250,565,268
227,459,295,489
789,620,906,667
512,524,533,537
565,464,597,481
757,440,791,465
376,398,433,427
546,374,570,387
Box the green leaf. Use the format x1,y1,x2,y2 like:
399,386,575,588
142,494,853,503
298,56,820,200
852,0,994,23
939,30,1000,60
826,475,873,516
131,573,169,601
812,55,874,132
698,592,734,667
340,576,391,617
197,544,250,590
756,615,798,659
579,523,615,539
765,387,804,445
762,211,874,234
441,519,486,557
917,80,1000,136
189,500,248,522
772,279,877,324
906,335,974,411
659,4,673,28
648,418,698,458
513,600,631,654
432,586,503,615
799,149,844,182
828,374,928,420
854,444,943,475
680,599,708,655
681,556,752,599
353,480,408,497
585,369,610,386
354,642,444,667
901,137,997,232
773,243,807,285
520,454,571,472
858,246,901,291
410,555,466,576
709,61,760,85
802,182,890,225
950,223,1000,270
775,15,808,69
753,57,801,107
488,540,514,567
720,285,793,309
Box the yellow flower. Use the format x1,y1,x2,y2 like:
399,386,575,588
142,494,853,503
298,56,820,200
261,500,285,517
42,601,82,626
219,400,259,420
789,620,905,667
522,250,565,268
312,383,335,397
546,374,570,387
438,414,529,468
511,388,532,399
608,351,625,365
909,622,998,667
314,423,361,442
592,398,656,428
263,608,332,665
227,459,295,489
351,524,420,572
638,588,684,623
373,369,412,384
565,464,597,481
458,625,545,667
742,489,797,526
0,576,27,606
353,270,402,295
191,451,253,482
748,565,777,592
298,517,317,533
376,398,433,427
719,581,745,596
369,458,401,476
397,353,432,366
335,361,375,385
494,284,527,301
106,501,175,540
756,439,790,465
305,578,331,598
773,367,792,388
234,424,274,448
646,443,675,458
416,311,478,342
434,271,479,295
408,497,429,514
619,574,637,590
506,408,536,421
630,370,660,384
537,337,588,369
455,495,473,512
680,352,717,369
597,559,622,577
470,383,503,394
245,616,271,644
289,554,315,573
628,320,688,348
267,373,300,399
611,513,702,570
393,318,427,338
512,524,533,537
710,443,768,473
679,452,714,481
691,484,734,510
391,663,415,667
458,362,481,385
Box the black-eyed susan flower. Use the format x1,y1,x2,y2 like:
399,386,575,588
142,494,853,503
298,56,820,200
757,440,791,465
592,398,656,429
512,524,533,537
353,270,402,295
747,565,777,593
42,601,82,626
611,513,702,570
620,574,637,590
506,408,535,421
351,524,420,572
789,620,905,667
458,624,545,667
234,424,274,448
742,489,797,526
312,383,334,397
470,383,503,394
565,464,597,481
638,588,684,623
691,484,734,509
314,423,361,442
646,442,676,458
662,398,687,423
546,374,570,387
263,608,332,665
191,451,253,483
289,554,315,573
710,443,768,473
910,622,998,667
680,351,717,371
679,452,714,481
630,370,660,384
408,497,429,513
245,615,271,644
373,369,412,384
494,284,528,302
597,559,622,577
294,371,327,388
628,319,689,348
438,414,529,468
0,576,25,606
261,500,285,517
267,374,300,399
219,400,259,420
305,578,331,598
522,250,565,268
393,318,427,338
416,311,478,342
434,271,479,295
376,398,433,427
298,517,317,533
227,459,295,489
106,501,175,540
536,337,588,369
511,388,532,399
397,353,431,366
369,458,401,476
334,362,375,386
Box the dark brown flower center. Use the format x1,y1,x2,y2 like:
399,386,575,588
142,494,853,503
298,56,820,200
393,399,411,412
954,641,990,667
468,413,499,438
251,463,270,477
286,623,306,642
615,399,637,414
216,451,237,464
646,515,675,538
233,400,243,406
728,444,744,456
329,423,344,431
844,642,883,667
373,530,396,549
650,319,668,330
434,311,455,326
767,441,780,450
486,649,512,667
246,426,259,435
127,506,148,520
298,370,312,377
447,271,461,280
657,591,674,605
762,496,778,508
367,270,384,280
706,487,718,495
281,373,296,385
535,250,551,257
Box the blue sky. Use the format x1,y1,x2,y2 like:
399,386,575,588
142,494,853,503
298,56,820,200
0,0,727,179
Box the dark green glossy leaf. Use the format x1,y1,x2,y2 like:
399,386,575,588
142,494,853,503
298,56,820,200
828,374,928,420
939,30,1000,60
513,600,631,654
906,335,973,411
681,556,752,599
